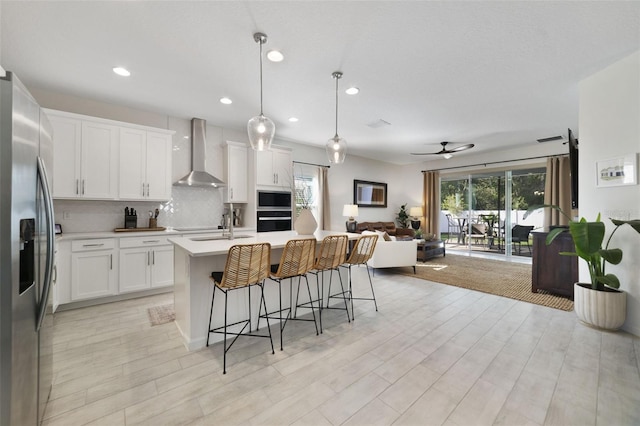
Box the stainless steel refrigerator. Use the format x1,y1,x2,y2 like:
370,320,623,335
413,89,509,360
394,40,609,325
0,71,55,425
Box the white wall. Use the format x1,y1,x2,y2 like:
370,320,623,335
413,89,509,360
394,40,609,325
579,51,640,337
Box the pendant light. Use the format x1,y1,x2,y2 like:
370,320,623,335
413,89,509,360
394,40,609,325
326,71,347,164
247,32,275,151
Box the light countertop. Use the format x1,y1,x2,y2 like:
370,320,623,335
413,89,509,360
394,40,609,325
169,230,359,257
56,227,255,241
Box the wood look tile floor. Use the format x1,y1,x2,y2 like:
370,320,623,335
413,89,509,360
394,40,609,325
45,266,640,425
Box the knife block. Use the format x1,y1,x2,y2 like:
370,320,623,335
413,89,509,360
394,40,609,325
124,215,137,229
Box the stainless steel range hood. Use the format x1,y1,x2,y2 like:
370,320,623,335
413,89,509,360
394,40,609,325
174,118,226,187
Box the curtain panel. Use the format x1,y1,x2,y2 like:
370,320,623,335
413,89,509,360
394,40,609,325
544,155,571,227
422,171,440,237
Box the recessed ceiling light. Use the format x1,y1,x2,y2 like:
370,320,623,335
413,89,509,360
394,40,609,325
288,117,299,122
345,87,359,95
219,97,232,105
266,50,284,62
113,67,130,77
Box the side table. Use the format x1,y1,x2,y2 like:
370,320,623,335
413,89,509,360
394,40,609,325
417,239,446,261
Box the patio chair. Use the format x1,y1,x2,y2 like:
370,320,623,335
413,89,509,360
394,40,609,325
445,214,460,243
512,225,534,255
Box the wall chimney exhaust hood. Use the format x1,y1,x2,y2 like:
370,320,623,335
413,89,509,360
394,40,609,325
174,118,226,187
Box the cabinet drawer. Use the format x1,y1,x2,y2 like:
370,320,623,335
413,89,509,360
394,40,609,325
119,236,170,248
71,238,116,252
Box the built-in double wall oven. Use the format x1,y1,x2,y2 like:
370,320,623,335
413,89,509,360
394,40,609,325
256,190,293,232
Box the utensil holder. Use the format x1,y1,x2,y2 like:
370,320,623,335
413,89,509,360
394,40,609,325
149,218,157,229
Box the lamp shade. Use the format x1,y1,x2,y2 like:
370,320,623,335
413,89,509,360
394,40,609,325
327,136,347,164
247,114,275,151
409,206,422,218
342,204,359,218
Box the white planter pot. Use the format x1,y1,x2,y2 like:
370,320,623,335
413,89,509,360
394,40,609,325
294,208,317,235
574,283,626,330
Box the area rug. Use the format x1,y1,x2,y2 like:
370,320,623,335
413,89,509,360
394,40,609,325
147,304,175,326
396,255,574,311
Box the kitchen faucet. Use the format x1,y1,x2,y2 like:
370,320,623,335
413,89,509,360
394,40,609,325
223,202,234,240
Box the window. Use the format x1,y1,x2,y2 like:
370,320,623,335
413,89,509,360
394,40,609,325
294,165,320,224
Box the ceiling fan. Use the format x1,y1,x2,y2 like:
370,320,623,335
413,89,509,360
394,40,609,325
411,141,475,156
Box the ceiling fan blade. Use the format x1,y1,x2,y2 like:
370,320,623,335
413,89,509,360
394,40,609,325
410,151,442,155
410,141,474,156
449,143,475,153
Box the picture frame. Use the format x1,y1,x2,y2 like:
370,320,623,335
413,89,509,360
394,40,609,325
596,154,637,187
354,180,387,207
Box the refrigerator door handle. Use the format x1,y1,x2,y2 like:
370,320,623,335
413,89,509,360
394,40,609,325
36,157,55,331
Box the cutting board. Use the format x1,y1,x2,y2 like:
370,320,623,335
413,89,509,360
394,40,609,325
114,227,166,232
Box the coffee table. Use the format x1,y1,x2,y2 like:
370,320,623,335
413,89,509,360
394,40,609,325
417,239,445,261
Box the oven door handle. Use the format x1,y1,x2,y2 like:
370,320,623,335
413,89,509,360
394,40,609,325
258,217,292,221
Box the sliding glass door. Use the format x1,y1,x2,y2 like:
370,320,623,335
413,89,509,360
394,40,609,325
441,167,545,258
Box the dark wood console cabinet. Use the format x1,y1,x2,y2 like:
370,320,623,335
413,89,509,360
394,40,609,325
532,230,578,299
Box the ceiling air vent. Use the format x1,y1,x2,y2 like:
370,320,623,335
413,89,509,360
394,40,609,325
536,135,563,143
367,119,391,129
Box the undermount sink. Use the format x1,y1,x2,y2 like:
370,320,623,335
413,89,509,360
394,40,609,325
190,235,253,242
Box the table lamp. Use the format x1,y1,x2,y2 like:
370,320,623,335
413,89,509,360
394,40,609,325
409,206,422,230
343,204,359,232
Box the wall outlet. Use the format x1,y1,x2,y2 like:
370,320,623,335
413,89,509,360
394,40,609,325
62,211,70,220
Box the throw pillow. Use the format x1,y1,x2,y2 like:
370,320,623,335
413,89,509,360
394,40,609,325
374,230,392,241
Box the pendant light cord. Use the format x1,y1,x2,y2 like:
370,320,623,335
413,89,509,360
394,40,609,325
259,39,264,116
333,72,341,138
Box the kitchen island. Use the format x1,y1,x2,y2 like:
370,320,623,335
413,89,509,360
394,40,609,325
168,230,359,350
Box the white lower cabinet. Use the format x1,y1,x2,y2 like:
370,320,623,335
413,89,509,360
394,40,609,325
57,234,176,307
119,236,174,293
71,239,117,301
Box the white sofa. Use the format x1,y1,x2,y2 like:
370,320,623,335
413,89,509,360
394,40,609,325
361,231,417,274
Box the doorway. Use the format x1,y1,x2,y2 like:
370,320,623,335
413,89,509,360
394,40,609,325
441,167,545,259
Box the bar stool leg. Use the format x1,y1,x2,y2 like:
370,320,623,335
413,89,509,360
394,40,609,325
223,290,228,375
207,285,217,347
260,282,275,355
303,275,319,335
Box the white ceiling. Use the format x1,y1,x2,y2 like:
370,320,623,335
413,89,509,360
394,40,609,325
2,1,639,165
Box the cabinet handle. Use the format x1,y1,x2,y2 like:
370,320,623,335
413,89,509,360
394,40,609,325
76,179,79,195
142,182,145,196
148,251,151,266
82,243,104,248
152,250,155,265
230,188,233,200
110,254,113,270
147,183,150,197
82,180,85,195
143,240,160,243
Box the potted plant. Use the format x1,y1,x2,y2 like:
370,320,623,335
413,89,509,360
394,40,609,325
526,205,640,330
396,204,410,228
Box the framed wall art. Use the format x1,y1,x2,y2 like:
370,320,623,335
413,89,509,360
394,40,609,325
596,154,637,187
354,180,387,207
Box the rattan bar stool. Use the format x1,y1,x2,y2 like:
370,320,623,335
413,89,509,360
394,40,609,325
304,234,349,333
338,234,378,320
207,242,274,374
258,238,317,350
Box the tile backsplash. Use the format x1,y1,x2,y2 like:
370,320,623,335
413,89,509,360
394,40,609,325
54,186,226,233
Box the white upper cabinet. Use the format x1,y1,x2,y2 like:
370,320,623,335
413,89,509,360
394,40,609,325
223,141,248,203
46,109,173,201
49,114,118,199
255,145,292,189
119,129,172,201
50,115,82,198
